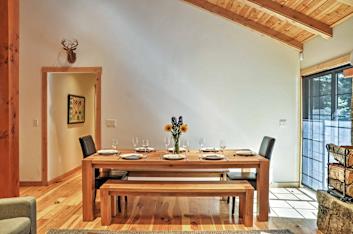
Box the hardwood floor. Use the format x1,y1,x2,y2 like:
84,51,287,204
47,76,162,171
20,170,319,234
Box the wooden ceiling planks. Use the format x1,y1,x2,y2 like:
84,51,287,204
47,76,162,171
183,0,353,51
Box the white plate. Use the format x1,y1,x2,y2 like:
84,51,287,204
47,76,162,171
135,147,155,152
200,147,220,152
163,154,186,160
120,153,143,160
235,150,256,156
97,149,118,155
167,147,187,152
201,153,224,160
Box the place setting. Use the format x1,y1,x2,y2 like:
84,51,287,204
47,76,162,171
198,139,228,160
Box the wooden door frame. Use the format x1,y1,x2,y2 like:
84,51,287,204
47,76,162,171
41,67,102,185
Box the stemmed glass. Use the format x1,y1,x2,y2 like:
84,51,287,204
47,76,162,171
164,135,171,152
111,138,118,150
199,138,205,151
132,137,139,150
182,139,190,152
142,139,149,152
219,140,226,153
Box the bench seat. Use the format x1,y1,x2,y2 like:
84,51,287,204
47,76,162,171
100,180,254,227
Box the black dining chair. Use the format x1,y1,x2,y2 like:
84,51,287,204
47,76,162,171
227,136,275,214
79,135,128,212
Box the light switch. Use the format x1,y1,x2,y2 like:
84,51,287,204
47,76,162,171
105,119,117,128
279,119,287,127
33,119,39,127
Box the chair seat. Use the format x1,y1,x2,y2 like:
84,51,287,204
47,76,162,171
227,171,257,180
0,217,31,234
108,170,128,179
95,171,128,189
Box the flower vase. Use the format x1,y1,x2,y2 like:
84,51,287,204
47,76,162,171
173,137,180,154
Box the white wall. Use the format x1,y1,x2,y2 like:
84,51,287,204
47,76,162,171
301,16,353,68
47,73,96,181
20,0,300,183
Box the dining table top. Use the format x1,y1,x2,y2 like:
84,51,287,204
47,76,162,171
83,149,268,168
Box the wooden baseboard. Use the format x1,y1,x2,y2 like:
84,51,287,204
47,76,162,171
47,166,81,185
20,181,44,186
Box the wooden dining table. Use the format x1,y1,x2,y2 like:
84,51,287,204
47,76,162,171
82,150,269,222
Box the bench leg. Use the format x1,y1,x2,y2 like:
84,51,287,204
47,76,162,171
100,190,112,226
244,189,254,227
111,196,117,217
239,195,244,219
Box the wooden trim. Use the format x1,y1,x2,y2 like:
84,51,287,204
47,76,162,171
0,0,20,198
20,181,44,186
344,67,353,78
244,0,332,39
41,71,48,185
301,52,353,77
47,166,81,185
41,67,102,185
337,0,353,6
183,0,303,51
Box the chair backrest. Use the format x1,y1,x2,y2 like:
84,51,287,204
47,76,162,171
79,135,97,158
258,136,275,160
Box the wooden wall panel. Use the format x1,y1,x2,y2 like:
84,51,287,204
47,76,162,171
0,0,20,198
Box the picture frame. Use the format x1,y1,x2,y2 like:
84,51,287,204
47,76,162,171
67,94,85,124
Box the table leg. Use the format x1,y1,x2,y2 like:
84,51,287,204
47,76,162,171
100,189,112,226
82,160,95,221
257,159,269,221
244,189,254,227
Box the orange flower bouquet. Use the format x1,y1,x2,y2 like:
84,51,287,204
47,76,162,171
164,116,188,154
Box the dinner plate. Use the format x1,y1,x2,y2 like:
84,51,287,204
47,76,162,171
201,153,224,160
163,154,186,160
135,147,155,152
200,147,220,152
97,149,119,155
167,147,187,153
120,153,143,160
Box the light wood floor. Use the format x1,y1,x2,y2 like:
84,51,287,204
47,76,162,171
20,171,319,234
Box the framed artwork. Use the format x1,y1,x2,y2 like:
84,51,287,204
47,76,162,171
68,94,85,124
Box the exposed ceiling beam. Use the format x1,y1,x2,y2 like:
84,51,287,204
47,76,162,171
344,68,353,78
337,0,353,6
243,0,332,39
183,0,303,51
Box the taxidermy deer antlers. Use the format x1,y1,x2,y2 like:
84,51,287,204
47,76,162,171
61,39,78,64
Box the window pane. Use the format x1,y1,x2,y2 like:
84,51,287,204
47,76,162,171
337,94,351,120
337,73,352,95
320,95,331,120
320,75,332,95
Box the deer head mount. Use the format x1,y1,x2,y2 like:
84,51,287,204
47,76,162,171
61,39,78,64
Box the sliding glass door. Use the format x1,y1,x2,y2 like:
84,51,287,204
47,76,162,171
302,65,353,190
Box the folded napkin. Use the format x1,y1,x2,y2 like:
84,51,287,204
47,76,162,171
135,147,155,152
235,150,256,156
168,147,186,152
97,149,118,155
200,147,220,152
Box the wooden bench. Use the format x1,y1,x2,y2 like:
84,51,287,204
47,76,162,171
100,180,254,227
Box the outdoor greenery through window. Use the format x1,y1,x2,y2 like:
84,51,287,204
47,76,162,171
302,65,353,190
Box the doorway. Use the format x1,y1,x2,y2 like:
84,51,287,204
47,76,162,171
41,67,102,185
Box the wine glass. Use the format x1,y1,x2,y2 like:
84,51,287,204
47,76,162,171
219,140,226,152
199,138,205,151
142,139,149,152
182,139,190,152
111,138,118,150
132,137,139,149
164,135,171,151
